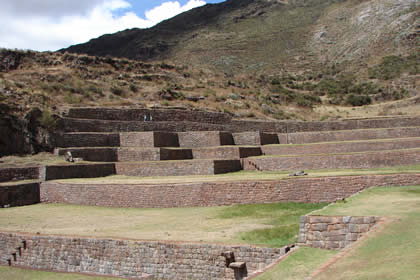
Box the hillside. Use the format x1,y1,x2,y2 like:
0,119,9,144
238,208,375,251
0,0,419,122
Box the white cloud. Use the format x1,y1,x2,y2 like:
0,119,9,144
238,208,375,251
145,0,206,24
0,0,207,51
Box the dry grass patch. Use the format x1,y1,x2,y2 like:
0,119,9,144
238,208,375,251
0,267,124,280
0,202,325,247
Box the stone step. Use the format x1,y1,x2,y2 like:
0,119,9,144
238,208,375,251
262,137,420,156
65,107,232,124
60,118,227,133
0,167,40,182
0,181,40,207
54,147,193,162
40,164,116,181
115,159,242,177
243,148,420,171
283,126,420,144
192,146,262,160
57,131,236,149
233,132,279,145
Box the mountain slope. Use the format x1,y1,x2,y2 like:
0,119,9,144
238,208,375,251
63,0,418,75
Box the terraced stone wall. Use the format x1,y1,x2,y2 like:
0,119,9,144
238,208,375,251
55,133,120,148
285,126,420,144
0,167,40,182
178,131,234,147
66,108,232,124
60,115,420,134
0,183,40,207
40,174,420,208
297,216,380,250
233,132,279,146
0,232,285,280
120,132,179,147
261,138,420,156
40,164,116,181
114,160,241,177
243,149,420,171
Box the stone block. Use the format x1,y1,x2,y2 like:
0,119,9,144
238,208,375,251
311,223,328,231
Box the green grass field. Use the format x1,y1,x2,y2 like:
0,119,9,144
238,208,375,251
256,185,420,280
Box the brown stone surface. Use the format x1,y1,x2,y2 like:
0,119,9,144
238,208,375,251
40,164,116,181
115,159,241,177
243,149,420,171
192,147,262,160
66,107,232,124
40,174,420,208
262,138,420,156
0,167,40,182
0,182,40,207
0,232,284,280
298,215,379,250
285,126,420,144
120,132,179,147
233,132,279,146
55,133,120,148
178,131,234,148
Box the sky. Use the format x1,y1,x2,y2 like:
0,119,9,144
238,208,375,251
0,0,225,52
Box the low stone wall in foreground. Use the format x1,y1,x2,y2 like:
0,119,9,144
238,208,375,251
0,232,286,280
298,216,380,250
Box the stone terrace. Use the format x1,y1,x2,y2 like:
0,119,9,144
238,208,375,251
2,107,420,279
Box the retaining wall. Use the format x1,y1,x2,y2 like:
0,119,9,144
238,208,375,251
0,167,40,182
40,164,116,181
40,174,420,208
55,133,120,148
192,147,262,160
261,138,420,156
285,126,420,144
0,182,40,207
244,149,420,171
297,216,380,250
115,160,241,177
66,107,232,124
178,132,234,148
0,232,284,280
120,132,179,147
233,132,279,146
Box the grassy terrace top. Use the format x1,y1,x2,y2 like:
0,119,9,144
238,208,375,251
53,165,420,185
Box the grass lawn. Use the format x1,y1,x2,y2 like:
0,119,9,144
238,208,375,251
0,267,124,280
0,202,326,247
256,185,420,280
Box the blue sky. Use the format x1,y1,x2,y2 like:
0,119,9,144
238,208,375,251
131,0,225,16
0,0,226,51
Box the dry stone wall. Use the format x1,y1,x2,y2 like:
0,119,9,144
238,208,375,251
0,232,285,280
66,107,232,124
40,164,116,181
233,132,279,146
40,174,420,208
0,167,39,182
285,126,420,144
115,160,241,177
261,138,420,156
55,133,120,148
178,131,234,147
0,182,40,207
298,216,380,250
244,149,420,171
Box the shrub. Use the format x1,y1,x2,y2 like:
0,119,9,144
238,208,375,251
39,110,57,129
129,83,138,93
111,86,124,96
368,54,419,80
346,94,372,106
